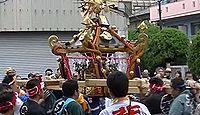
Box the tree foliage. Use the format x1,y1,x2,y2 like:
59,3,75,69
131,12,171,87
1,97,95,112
128,24,189,74
128,28,139,41
188,31,200,76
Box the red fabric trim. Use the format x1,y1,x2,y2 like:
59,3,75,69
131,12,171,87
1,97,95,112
0,92,16,111
27,83,42,97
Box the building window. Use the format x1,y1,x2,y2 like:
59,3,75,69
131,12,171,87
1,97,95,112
178,25,188,35
193,1,195,7
182,3,185,9
166,7,168,12
191,22,200,35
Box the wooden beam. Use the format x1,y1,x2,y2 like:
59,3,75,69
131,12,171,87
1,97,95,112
129,79,142,87
17,79,86,87
128,87,140,94
78,81,86,87
85,79,107,87
17,79,144,88
46,85,61,91
16,79,149,95
85,79,142,87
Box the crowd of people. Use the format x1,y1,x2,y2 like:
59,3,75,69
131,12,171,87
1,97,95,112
0,67,200,115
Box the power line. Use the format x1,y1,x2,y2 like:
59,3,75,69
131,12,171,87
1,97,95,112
0,0,8,4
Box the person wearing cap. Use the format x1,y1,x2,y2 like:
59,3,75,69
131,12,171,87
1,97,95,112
19,79,46,115
5,67,16,77
0,83,17,115
164,68,171,80
162,68,172,89
141,69,150,80
169,77,194,115
44,69,55,80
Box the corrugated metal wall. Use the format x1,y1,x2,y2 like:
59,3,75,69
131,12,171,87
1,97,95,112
0,0,129,79
0,0,128,34
0,31,76,79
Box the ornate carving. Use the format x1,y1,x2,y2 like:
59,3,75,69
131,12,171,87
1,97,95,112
48,0,148,95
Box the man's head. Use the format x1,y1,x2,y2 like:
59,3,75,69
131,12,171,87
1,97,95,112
28,73,34,79
26,79,43,99
158,67,165,78
45,69,53,76
107,71,128,98
5,67,16,77
142,69,149,78
149,77,164,93
171,77,186,97
164,68,171,79
185,71,193,80
32,72,42,82
62,80,79,99
2,75,19,93
0,83,17,114
175,71,182,79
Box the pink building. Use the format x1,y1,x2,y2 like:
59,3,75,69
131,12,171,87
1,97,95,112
150,0,200,37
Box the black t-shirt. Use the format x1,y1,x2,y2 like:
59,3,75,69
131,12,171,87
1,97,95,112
142,92,165,114
20,99,47,115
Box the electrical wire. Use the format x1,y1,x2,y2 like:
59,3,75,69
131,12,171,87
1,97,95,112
0,0,8,4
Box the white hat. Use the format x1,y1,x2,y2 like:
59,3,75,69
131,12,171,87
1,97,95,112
165,68,171,72
143,69,149,74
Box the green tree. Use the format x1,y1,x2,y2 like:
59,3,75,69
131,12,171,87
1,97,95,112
188,31,200,76
128,28,138,41
129,25,189,74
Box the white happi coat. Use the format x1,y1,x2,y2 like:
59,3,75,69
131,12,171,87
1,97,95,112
100,99,151,115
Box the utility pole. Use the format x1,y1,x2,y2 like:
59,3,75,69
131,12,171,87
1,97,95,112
158,0,162,30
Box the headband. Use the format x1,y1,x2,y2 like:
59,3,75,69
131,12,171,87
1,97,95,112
149,83,163,92
27,83,42,97
0,92,17,112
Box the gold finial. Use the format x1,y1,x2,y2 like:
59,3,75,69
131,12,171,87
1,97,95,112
48,35,58,49
96,55,101,60
137,21,148,32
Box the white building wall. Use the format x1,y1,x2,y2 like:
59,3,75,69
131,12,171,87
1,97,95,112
0,0,128,34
